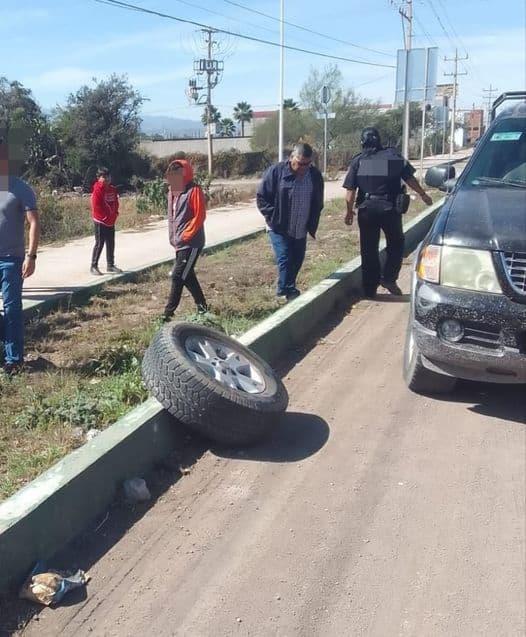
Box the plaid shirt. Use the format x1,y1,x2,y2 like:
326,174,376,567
288,170,313,239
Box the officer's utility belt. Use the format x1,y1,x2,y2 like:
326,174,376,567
360,190,410,215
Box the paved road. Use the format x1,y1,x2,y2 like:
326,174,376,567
22,260,525,637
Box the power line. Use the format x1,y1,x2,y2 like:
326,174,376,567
425,0,458,53
168,0,281,40
93,0,396,68
222,0,394,59
434,0,468,57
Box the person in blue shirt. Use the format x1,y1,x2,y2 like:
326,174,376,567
0,131,40,374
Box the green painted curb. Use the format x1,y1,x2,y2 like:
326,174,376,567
0,201,443,594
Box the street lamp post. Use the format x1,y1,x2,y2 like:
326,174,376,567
278,0,284,161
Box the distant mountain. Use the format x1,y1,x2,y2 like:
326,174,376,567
140,115,203,137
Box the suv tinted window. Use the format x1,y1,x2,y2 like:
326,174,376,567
463,116,526,187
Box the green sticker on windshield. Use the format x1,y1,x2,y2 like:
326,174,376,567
491,132,522,141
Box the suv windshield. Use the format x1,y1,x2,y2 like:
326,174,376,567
463,115,526,188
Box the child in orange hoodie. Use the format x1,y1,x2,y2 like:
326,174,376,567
163,160,207,319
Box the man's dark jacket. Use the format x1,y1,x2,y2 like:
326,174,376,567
256,161,324,238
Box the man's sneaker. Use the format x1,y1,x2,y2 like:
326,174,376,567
90,266,102,276
286,289,301,302
196,304,209,315
107,265,123,274
381,280,403,296
363,288,377,300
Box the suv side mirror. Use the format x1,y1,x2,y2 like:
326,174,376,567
425,164,456,191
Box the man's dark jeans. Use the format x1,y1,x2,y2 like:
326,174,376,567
268,230,307,297
358,209,404,295
0,257,24,364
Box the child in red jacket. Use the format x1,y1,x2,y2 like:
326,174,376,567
90,167,122,275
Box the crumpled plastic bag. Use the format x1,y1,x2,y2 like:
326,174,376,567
19,562,90,606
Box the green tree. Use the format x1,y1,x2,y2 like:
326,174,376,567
53,74,144,187
219,118,236,138
373,104,423,155
0,77,58,179
283,98,299,112
250,110,317,155
299,64,343,113
233,101,253,136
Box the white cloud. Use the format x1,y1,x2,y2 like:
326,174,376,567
25,67,98,91
129,69,190,88
0,8,49,30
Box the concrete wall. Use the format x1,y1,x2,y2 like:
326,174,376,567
140,137,252,158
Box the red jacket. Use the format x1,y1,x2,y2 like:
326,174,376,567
91,181,119,227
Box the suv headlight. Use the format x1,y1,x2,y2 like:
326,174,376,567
417,245,502,293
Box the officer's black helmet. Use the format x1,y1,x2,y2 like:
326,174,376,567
361,127,382,150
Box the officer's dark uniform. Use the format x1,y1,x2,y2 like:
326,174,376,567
343,139,415,297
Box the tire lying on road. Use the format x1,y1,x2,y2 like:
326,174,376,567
142,322,289,446
403,322,457,394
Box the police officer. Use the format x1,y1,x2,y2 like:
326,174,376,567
343,127,432,299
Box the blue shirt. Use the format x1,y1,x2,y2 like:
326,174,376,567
0,176,37,258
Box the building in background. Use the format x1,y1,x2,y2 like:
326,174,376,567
464,108,485,145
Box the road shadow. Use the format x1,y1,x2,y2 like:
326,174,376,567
431,380,526,426
213,412,330,463
374,293,410,303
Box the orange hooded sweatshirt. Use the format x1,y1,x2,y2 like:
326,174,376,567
167,160,206,250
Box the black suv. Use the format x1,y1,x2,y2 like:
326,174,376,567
404,92,526,393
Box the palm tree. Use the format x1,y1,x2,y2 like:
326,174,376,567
233,101,253,136
283,98,299,112
219,118,236,138
201,105,221,127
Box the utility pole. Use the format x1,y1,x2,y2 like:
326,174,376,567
399,0,413,159
482,84,499,130
444,49,468,159
186,28,224,175
278,0,285,162
205,29,214,175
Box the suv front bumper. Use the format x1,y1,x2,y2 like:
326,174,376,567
413,281,526,384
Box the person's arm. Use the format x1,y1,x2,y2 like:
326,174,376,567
23,210,40,279
404,176,433,206
256,165,277,223
345,189,356,226
181,186,206,243
343,158,359,226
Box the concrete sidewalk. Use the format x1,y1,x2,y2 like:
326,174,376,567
21,180,344,308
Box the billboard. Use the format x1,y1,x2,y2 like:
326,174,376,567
395,47,439,105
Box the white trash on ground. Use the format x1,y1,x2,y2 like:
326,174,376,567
123,477,151,503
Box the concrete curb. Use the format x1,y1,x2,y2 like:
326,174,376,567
22,228,266,321
0,201,443,594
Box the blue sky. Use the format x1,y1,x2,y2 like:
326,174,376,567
1,0,525,122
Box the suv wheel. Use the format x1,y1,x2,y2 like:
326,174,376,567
403,323,457,394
